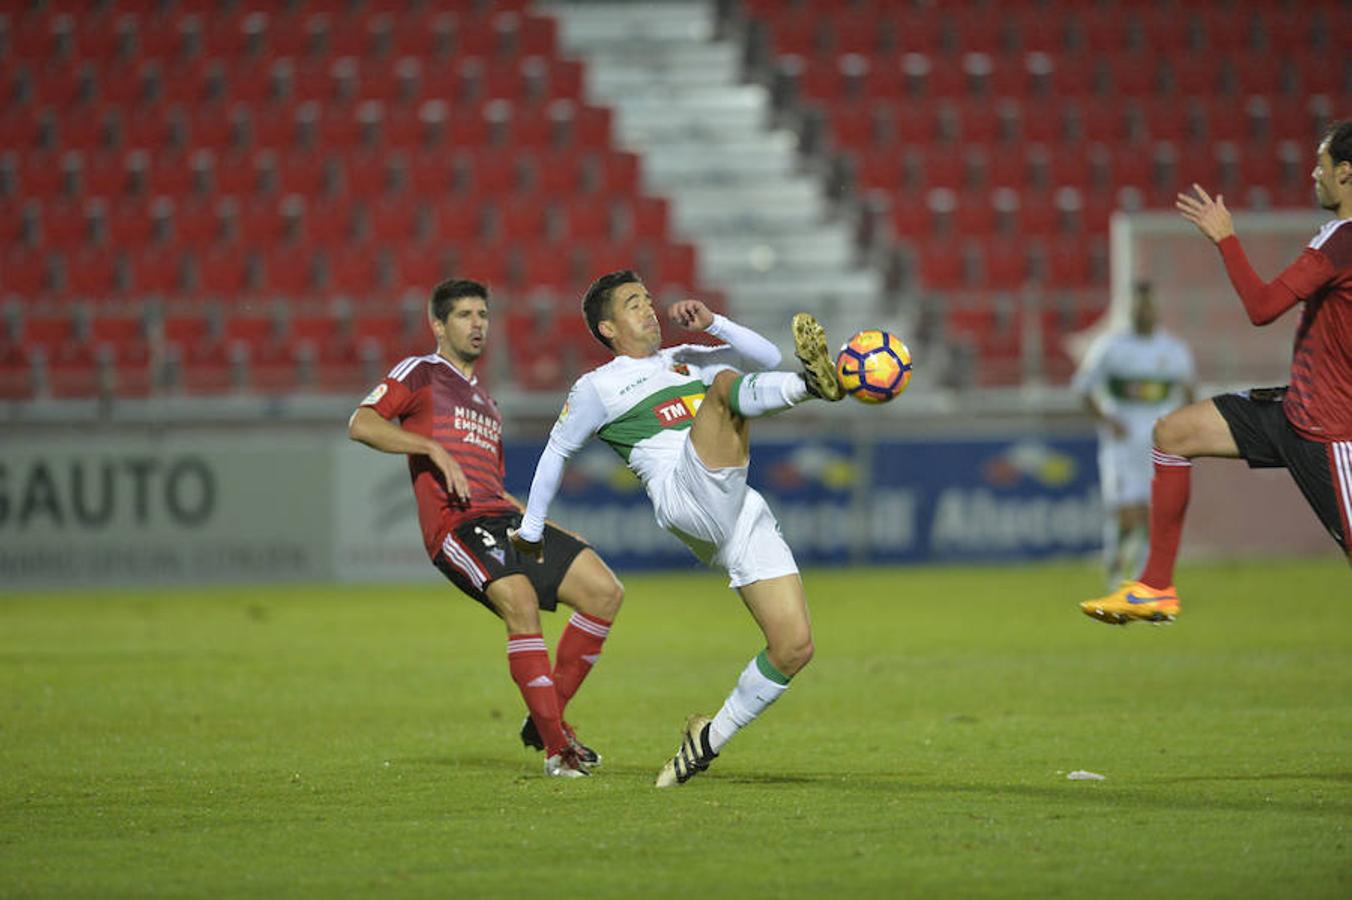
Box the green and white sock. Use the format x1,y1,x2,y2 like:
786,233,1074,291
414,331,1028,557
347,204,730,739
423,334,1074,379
730,372,810,419
708,649,791,753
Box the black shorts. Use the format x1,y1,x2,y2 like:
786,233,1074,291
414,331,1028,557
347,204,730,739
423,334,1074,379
432,513,590,615
1213,387,1350,551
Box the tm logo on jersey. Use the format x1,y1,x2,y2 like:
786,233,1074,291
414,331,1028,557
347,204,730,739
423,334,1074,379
653,395,703,426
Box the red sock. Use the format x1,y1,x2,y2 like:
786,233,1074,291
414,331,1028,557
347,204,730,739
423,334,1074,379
506,634,568,755
1139,448,1192,589
553,611,612,713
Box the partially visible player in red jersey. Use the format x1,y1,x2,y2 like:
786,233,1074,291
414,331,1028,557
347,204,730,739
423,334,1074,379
1083,119,1352,625
348,278,623,776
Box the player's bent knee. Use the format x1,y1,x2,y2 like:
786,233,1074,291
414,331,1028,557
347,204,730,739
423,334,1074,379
1152,410,1190,456
707,369,739,405
769,634,814,677
593,575,624,618
487,577,541,632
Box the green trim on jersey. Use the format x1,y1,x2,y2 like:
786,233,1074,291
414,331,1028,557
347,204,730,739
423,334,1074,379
597,379,706,461
1107,376,1178,404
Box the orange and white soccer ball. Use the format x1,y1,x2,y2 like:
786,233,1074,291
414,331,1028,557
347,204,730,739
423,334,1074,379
835,330,912,403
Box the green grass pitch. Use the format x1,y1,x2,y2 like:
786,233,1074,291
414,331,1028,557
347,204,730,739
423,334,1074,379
3,558,1349,898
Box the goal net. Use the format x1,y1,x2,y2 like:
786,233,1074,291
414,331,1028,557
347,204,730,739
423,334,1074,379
1098,209,1328,390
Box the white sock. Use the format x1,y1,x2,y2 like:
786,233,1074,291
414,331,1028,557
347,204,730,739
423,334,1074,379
707,651,790,753
1103,515,1122,588
1121,525,1147,582
732,372,810,418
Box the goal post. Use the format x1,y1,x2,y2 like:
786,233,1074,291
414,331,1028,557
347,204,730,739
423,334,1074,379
1099,209,1327,390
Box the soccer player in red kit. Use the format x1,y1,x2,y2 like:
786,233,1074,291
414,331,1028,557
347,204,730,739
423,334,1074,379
1082,119,1352,624
348,279,624,776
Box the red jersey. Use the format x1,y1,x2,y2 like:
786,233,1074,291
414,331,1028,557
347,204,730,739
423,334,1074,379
1218,217,1352,442
362,353,517,559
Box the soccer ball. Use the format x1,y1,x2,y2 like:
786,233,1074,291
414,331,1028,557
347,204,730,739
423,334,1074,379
835,330,912,404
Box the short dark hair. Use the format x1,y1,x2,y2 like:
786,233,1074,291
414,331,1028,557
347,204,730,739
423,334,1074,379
581,269,641,349
430,278,488,321
1323,119,1352,167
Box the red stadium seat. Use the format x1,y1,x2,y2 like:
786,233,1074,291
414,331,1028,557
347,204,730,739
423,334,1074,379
105,199,157,246
195,245,252,295
234,196,289,244
625,196,669,241
130,247,184,294
164,312,211,346
0,345,36,401
139,150,198,198
569,104,612,150
64,247,123,297
48,343,103,398
497,194,553,241
171,197,222,245
558,199,612,242
23,313,74,350
462,147,524,197
430,201,488,244
109,339,155,396
392,244,451,293
301,194,358,245
247,340,301,394
594,149,640,196
326,247,384,295
978,237,1030,290
916,240,967,291
260,245,317,295
649,241,697,290
401,149,459,195
178,341,237,394
79,152,134,199
90,312,144,346
39,200,91,248
854,147,907,193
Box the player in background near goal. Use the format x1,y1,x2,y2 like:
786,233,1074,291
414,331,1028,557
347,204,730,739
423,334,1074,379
509,270,846,787
1073,281,1196,589
1082,119,1352,625
348,279,624,778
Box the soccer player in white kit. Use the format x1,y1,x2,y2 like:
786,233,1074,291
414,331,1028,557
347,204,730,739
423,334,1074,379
1073,282,1197,588
508,269,847,786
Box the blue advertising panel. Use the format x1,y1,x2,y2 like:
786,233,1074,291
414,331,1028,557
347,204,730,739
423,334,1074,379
869,437,1102,563
503,435,1102,570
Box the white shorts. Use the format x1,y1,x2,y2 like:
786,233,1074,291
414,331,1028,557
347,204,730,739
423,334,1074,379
647,437,799,589
1098,435,1153,509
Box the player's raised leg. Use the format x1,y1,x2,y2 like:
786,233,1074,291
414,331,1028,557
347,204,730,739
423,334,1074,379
1081,399,1240,624
792,312,845,401
486,574,587,777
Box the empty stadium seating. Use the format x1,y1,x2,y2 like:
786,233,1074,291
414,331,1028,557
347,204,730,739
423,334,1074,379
0,0,702,399
745,0,1343,384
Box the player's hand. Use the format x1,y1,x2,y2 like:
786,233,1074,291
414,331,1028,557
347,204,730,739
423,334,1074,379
668,299,715,332
507,527,544,563
428,444,472,503
1108,417,1129,439
1175,184,1235,244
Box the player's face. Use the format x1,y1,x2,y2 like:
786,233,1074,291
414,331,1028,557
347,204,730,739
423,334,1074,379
433,296,489,363
1312,141,1345,211
603,282,661,355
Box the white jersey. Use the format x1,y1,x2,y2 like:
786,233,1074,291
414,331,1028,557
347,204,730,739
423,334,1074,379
1073,328,1196,440
518,315,783,541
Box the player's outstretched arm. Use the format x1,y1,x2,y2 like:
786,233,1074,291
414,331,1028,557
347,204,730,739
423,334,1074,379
669,301,782,370
1177,184,1309,326
348,407,472,501
1176,184,1235,244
